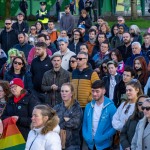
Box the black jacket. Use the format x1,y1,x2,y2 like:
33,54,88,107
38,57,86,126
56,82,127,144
68,41,83,54
117,44,132,63
113,80,126,107
12,21,29,34
0,28,18,54
41,67,70,106
77,16,92,32
54,100,83,149
30,55,53,92
120,113,144,150
2,91,39,140
102,74,122,99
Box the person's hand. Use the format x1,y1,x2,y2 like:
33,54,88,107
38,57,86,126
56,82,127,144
94,68,100,73
64,117,70,122
51,84,58,91
12,116,19,121
82,21,85,24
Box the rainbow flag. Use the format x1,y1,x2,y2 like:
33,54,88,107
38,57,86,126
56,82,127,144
0,117,25,150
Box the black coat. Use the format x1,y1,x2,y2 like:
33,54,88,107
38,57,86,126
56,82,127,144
113,80,126,107
120,113,144,150
0,29,18,54
2,91,39,140
30,55,53,92
12,21,29,34
54,100,83,149
77,16,92,32
102,74,122,99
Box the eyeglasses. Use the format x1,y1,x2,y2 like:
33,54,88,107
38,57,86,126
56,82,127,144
124,104,131,114
137,102,143,106
70,60,77,63
13,61,22,65
141,106,150,111
5,23,11,25
76,58,86,61
118,20,123,22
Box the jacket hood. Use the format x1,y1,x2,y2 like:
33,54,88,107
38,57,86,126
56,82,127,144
90,96,114,109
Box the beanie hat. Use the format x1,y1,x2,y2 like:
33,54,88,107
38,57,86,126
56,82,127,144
10,78,24,89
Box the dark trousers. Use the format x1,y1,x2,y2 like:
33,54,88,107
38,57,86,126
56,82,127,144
93,9,97,21
88,145,111,150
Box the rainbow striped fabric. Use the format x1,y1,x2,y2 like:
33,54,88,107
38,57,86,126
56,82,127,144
0,117,25,150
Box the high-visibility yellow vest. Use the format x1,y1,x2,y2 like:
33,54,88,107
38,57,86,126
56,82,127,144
38,10,49,24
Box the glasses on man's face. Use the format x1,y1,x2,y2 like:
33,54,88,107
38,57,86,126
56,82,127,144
13,61,22,65
124,104,131,114
118,20,123,22
141,106,150,111
5,23,11,25
137,102,143,106
76,58,86,61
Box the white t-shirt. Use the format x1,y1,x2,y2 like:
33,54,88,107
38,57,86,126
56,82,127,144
92,102,103,137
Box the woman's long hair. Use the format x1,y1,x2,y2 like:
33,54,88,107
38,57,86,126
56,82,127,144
133,56,148,85
31,105,59,135
10,56,26,75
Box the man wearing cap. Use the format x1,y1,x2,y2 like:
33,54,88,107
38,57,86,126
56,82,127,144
30,42,52,102
36,2,49,28
12,12,29,34
53,38,75,70
78,24,89,42
42,54,70,106
60,5,74,37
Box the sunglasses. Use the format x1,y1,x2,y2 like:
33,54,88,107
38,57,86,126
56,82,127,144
118,20,123,22
5,23,11,25
141,106,150,111
137,102,143,106
13,61,22,65
124,104,131,114
70,60,76,63
76,58,86,61
102,66,107,69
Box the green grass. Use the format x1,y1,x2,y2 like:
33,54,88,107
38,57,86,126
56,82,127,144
0,18,150,29
107,18,150,29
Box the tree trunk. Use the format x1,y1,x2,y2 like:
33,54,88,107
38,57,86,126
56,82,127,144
131,0,137,20
5,0,11,18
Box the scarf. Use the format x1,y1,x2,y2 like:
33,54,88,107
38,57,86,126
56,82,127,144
14,93,26,103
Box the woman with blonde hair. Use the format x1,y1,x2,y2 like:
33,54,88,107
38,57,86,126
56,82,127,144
25,105,61,150
54,83,83,150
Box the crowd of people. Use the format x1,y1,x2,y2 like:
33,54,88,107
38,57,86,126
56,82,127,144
0,0,150,150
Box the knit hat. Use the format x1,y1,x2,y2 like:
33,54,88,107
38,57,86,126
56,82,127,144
10,78,24,89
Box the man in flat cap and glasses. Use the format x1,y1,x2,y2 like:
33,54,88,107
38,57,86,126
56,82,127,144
36,1,50,29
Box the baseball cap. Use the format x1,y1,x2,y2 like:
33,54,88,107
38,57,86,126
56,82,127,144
10,78,24,89
17,12,25,16
57,37,69,43
78,24,85,29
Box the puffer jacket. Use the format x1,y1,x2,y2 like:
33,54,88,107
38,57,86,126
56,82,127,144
53,100,83,149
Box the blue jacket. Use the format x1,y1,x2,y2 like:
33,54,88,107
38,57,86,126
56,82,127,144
125,52,149,67
82,97,116,150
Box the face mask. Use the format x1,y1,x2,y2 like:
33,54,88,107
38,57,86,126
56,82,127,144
135,67,142,72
